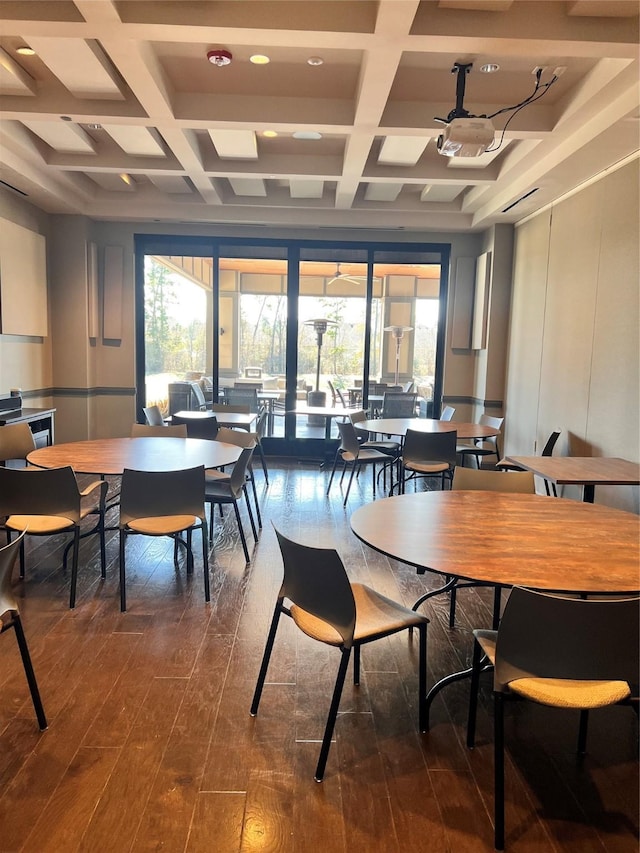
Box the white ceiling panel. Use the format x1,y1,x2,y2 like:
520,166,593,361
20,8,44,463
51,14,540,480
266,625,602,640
0,48,36,96
24,38,123,99
88,172,136,191
228,177,266,197
378,136,430,166
22,120,96,154
148,175,191,194
101,125,165,157
420,184,465,203
364,183,403,201
290,179,324,199
208,129,258,160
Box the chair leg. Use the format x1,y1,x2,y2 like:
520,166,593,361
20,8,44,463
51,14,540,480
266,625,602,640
233,501,251,563
315,647,351,782
417,622,427,732
243,487,258,542
494,691,506,851
99,508,106,579
19,534,25,579
256,442,269,484
492,586,502,630
353,645,360,685
326,449,340,495
201,520,210,602
577,709,589,754
250,601,283,715
119,529,127,612
467,639,483,748
249,469,262,528
11,614,47,730
69,527,80,609
449,581,458,628
343,464,357,506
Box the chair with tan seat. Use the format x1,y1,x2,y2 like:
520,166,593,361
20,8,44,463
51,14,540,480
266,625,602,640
327,420,389,506
250,528,429,781
205,445,257,564
171,413,219,440
457,414,503,468
467,588,639,850
449,467,535,628
213,427,262,530
118,465,209,612
396,428,457,494
130,423,188,437
0,466,108,608
0,421,37,469
0,531,47,730
349,409,400,491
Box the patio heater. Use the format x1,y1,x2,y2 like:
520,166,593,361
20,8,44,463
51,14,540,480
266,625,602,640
384,325,413,387
303,318,338,409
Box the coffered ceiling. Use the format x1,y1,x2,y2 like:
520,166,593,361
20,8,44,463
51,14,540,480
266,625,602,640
0,0,638,232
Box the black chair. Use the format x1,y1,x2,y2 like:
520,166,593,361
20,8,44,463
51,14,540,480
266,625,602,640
381,391,418,418
457,415,503,468
250,528,429,781
171,413,219,440
326,420,389,506
0,531,47,730
205,446,257,564
497,429,562,496
396,429,457,494
467,588,639,850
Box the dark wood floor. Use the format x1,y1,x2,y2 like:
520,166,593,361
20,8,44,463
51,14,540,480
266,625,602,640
0,461,637,853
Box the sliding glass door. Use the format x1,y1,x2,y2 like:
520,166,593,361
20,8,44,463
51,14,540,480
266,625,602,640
135,235,449,456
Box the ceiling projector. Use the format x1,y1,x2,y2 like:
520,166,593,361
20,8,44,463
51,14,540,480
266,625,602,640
437,118,495,158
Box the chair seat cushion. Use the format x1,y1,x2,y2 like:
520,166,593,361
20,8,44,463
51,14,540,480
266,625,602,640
508,677,631,708
7,514,75,534
341,448,388,463
126,515,199,535
291,582,428,646
404,460,450,474
205,470,231,484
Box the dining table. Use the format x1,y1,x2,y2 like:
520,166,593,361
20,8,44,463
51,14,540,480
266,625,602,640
358,417,499,441
501,455,640,503
350,489,640,725
288,403,360,440
27,436,241,476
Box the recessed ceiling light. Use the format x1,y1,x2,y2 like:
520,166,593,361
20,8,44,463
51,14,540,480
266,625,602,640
293,131,322,140
16,45,35,56
60,115,72,121
307,56,324,66
119,173,133,185
480,63,500,73
250,54,270,65
262,130,278,138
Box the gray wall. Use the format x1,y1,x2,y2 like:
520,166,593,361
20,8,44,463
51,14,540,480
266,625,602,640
504,158,639,511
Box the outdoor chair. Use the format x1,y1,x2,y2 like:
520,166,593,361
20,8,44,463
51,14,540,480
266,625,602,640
381,391,418,419
467,587,639,850
250,528,429,781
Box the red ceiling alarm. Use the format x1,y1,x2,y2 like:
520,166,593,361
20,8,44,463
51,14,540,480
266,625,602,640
207,49,232,67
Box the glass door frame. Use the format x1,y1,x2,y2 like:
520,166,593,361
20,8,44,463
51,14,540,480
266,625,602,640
134,234,451,457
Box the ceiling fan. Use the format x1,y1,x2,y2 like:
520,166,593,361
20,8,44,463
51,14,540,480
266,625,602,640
327,263,380,285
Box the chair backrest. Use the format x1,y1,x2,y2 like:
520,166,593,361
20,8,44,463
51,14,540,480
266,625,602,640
223,388,260,412
336,420,361,457
274,527,356,648
0,530,27,616
228,446,256,495
168,381,203,415
403,429,458,468
495,587,640,691
542,430,562,456
477,414,504,454
440,405,456,422
0,465,81,521
191,382,208,410
348,410,369,441
235,381,263,390
119,466,206,527
369,382,388,396
327,380,346,407
172,413,218,440
452,467,535,493
382,392,417,418
216,426,256,450
211,403,252,415
0,422,36,464
142,405,164,426
402,381,415,394
131,423,188,437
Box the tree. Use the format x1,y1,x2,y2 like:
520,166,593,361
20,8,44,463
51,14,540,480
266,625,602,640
145,259,177,373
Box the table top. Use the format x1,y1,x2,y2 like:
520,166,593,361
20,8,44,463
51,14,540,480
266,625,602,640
350,491,640,593
28,437,241,476
360,418,499,441
173,409,258,430
0,406,56,424
502,456,640,486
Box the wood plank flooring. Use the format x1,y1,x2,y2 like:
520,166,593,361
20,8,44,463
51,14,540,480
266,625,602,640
0,461,637,852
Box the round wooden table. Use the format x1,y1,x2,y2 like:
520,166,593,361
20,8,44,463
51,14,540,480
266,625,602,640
28,437,241,476
351,490,640,593
351,491,640,723
359,418,499,441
